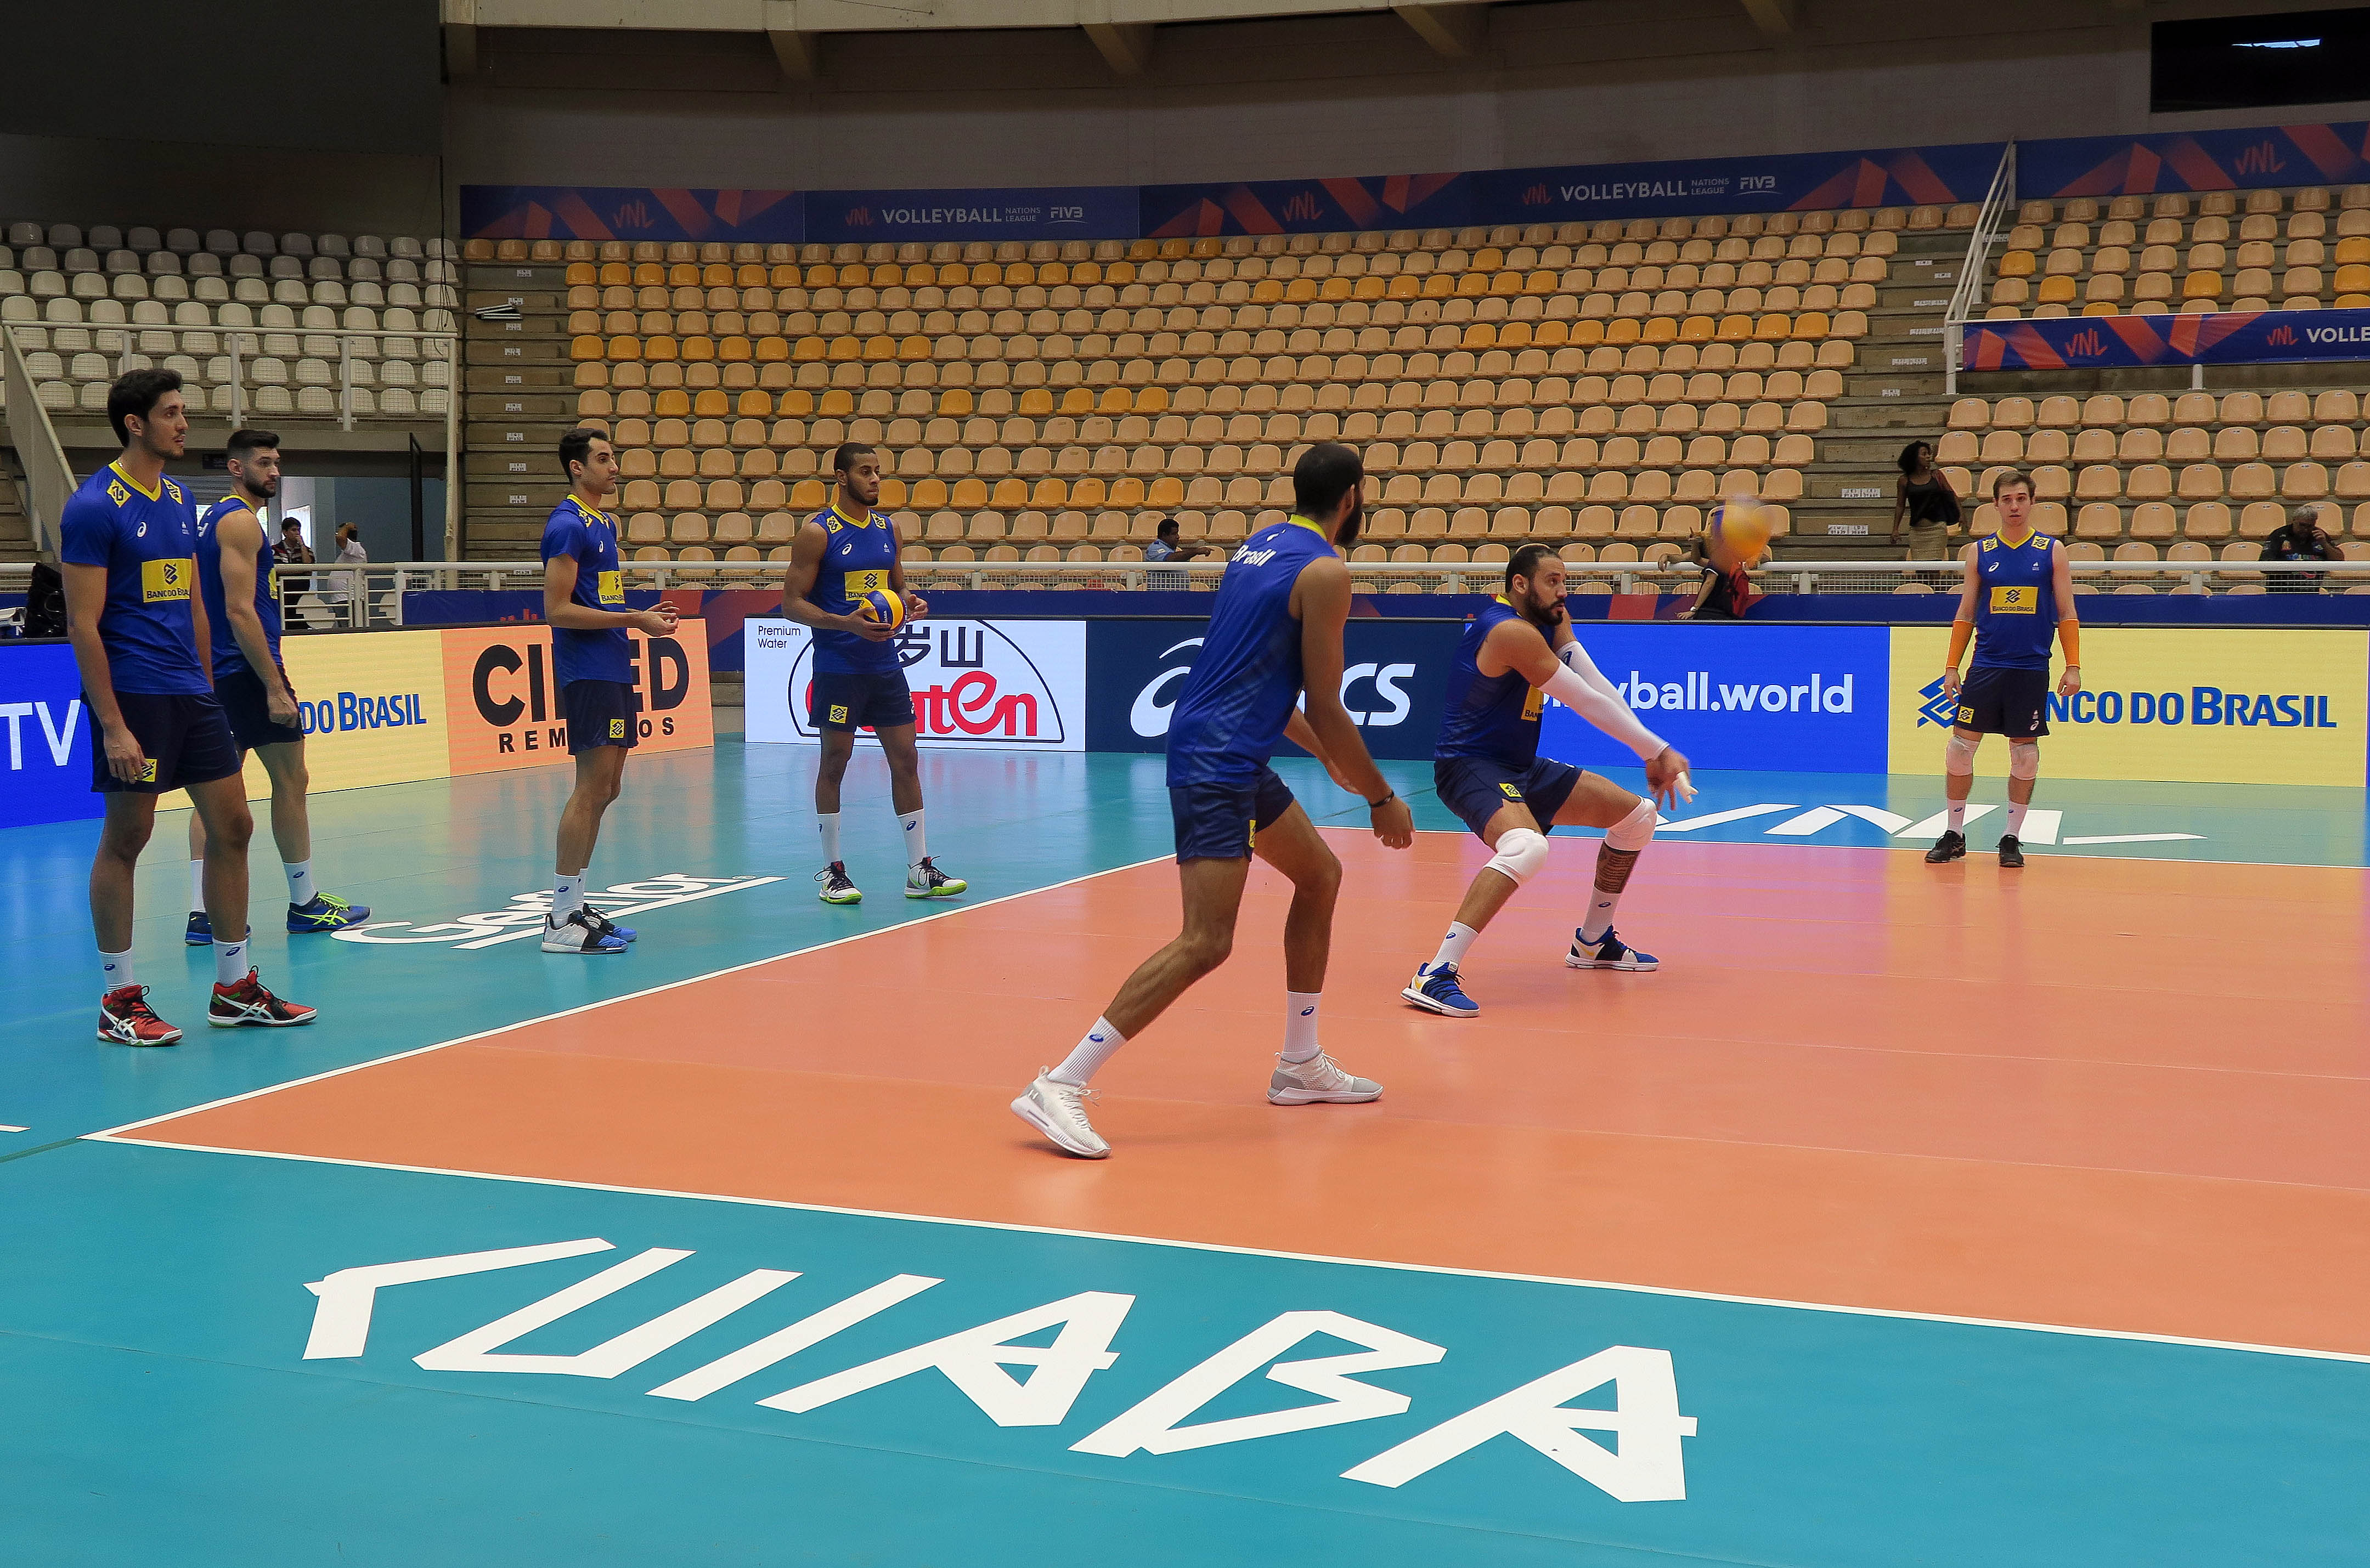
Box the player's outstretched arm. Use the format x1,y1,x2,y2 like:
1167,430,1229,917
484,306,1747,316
777,520,894,642
1294,556,1413,847
1502,624,1693,807
2050,540,2082,697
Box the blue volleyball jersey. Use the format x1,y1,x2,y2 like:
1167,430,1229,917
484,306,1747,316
57,462,208,695
1971,530,2058,671
1166,514,1336,787
195,495,280,679
806,502,901,675
540,494,631,686
1435,597,1547,769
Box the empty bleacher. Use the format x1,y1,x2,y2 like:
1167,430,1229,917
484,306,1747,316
464,203,1984,564
1983,185,2370,319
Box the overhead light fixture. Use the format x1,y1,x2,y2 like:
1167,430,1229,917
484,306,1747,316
2235,37,2322,47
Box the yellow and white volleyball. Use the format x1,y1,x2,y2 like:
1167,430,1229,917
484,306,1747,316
855,588,908,629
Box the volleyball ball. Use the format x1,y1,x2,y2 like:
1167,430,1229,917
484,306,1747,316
1711,495,1775,565
855,587,907,629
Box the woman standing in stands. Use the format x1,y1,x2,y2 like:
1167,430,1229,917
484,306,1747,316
1890,440,1960,570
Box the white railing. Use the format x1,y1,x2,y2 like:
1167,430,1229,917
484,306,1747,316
1,322,80,554
1944,141,2017,396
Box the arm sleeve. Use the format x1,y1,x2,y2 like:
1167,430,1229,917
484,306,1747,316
1541,659,1666,761
1558,637,1626,703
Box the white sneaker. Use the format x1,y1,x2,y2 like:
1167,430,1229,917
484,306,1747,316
1268,1052,1383,1106
1011,1071,1110,1158
542,909,628,954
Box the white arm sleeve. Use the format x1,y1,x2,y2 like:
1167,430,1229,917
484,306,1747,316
1540,660,1666,761
1558,638,1624,703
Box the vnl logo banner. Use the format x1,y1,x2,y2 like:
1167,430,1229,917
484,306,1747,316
1888,626,2369,785
1539,624,1890,775
744,617,1086,751
0,642,97,829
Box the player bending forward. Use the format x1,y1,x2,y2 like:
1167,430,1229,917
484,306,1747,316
1403,544,1693,1017
1925,468,2079,870
1012,443,1415,1158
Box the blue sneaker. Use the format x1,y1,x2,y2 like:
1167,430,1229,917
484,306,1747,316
1566,928,1658,972
184,910,213,946
583,904,636,943
1401,961,1480,1017
287,892,370,934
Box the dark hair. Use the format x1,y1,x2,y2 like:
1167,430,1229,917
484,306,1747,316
1154,516,1179,536
832,441,877,474
1898,439,1934,475
280,518,303,530
1991,467,2034,498
226,428,279,465
1508,541,1560,588
558,427,610,480
108,367,182,445
1291,441,1363,518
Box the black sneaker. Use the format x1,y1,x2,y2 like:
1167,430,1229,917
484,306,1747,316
1997,834,2025,868
184,910,213,946
1924,829,1967,864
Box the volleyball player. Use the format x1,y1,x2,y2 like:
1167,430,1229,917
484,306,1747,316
63,370,314,1043
1402,543,1692,1017
540,428,680,954
1011,443,1415,1159
184,429,369,943
1925,468,2080,869
779,441,965,904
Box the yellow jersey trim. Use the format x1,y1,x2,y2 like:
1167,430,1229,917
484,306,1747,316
108,461,162,502
566,493,616,529
1285,513,1333,544
828,500,878,530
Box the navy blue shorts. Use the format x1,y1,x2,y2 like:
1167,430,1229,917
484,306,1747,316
810,669,916,733
1170,765,1297,862
89,691,242,795
563,679,640,755
216,664,304,751
1435,754,1584,840
1956,666,2051,738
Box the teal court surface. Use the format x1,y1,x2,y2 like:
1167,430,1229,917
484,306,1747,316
4,740,2367,1566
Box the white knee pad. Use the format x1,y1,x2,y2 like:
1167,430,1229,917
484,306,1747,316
2009,741,2040,780
1945,733,1979,774
1606,795,1658,851
1485,827,1551,887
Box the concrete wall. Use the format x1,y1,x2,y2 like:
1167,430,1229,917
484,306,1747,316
442,0,2370,194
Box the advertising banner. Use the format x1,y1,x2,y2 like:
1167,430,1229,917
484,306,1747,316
0,642,98,829
2022,123,2370,199
1888,627,2367,785
806,186,1137,245
441,624,713,773
459,186,803,244
1081,618,1464,761
745,617,1085,751
1539,625,1892,775
1467,142,1999,227
1963,309,2370,371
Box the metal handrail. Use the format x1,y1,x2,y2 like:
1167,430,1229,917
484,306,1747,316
1944,140,2017,395
0,322,78,557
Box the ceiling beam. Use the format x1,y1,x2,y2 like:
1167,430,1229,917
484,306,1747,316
766,26,820,79
1738,0,1795,36
1083,20,1156,75
1392,1,1485,58
441,0,480,77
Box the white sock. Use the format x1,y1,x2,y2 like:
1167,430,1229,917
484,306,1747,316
898,808,927,869
552,871,586,920
1049,1016,1127,1087
817,812,842,867
189,858,205,916
2005,802,2028,837
213,933,250,987
1579,891,1621,945
100,946,133,993
1283,991,1323,1062
285,859,315,906
1428,921,1479,972
1946,801,1967,833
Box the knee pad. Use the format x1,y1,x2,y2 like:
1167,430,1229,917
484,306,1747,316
2009,741,2040,780
1485,827,1551,887
1945,733,1979,774
1606,795,1658,852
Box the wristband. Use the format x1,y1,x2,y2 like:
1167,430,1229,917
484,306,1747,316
1367,790,1397,809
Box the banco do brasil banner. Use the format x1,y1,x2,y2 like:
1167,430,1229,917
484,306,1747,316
0,626,712,829
1965,309,2370,371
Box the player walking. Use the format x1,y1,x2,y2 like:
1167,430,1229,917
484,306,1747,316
62,370,314,1043
779,441,964,904
540,428,681,954
1012,443,1416,1159
184,429,370,943
1925,469,2080,869
1401,544,1693,1017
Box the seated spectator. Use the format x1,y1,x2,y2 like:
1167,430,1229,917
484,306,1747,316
2262,503,2339,593
1143,515,1212,589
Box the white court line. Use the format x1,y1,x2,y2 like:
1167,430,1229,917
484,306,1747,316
92,1133,2370,1368
0,1125,26,1134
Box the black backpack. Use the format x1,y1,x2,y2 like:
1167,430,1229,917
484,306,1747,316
25,562,66,637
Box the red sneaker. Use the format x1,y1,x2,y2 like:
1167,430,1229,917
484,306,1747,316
98,985,183,1047
208,970,319,1029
